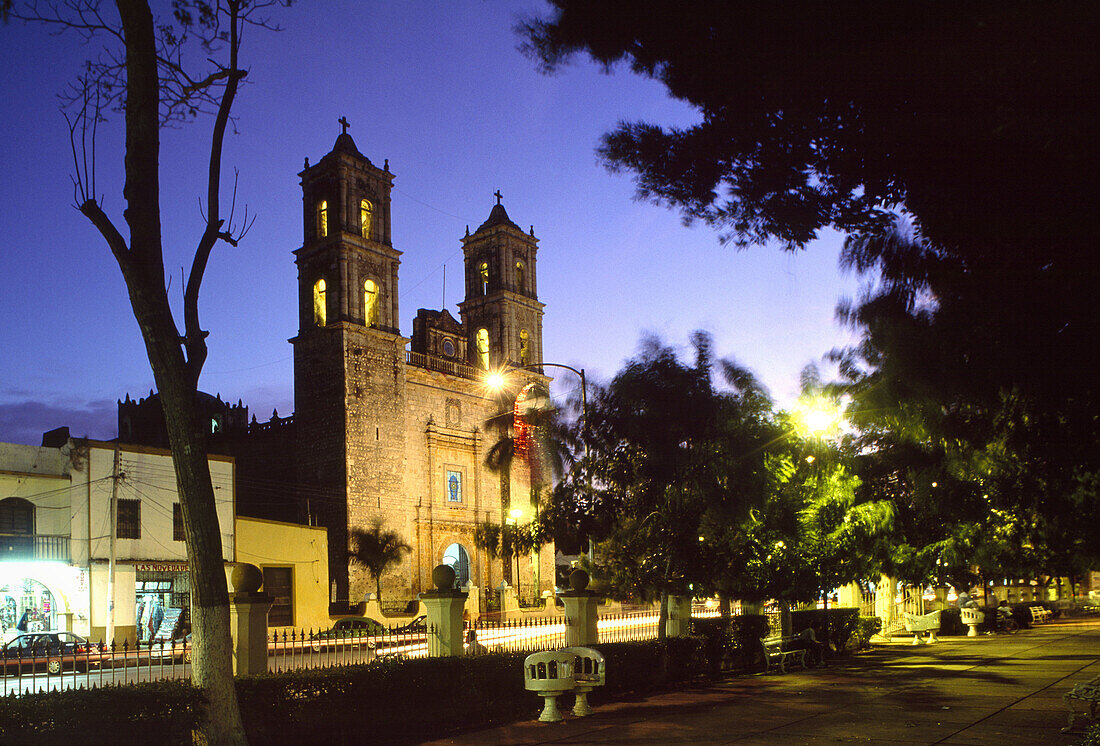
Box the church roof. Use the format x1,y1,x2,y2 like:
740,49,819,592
331,132,368,161
476,203,520,233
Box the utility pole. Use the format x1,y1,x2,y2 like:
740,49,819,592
106,443,120,645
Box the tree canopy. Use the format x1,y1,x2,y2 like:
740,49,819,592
522,2,1099,592
550,333,888,617
520,1,1097,401
521,2,1095,255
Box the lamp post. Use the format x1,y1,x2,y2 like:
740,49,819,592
486,361,593,583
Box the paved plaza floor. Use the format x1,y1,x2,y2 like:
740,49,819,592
425,616,1100,745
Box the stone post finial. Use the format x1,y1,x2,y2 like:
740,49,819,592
230,563,263,594
569,568,590,592
433,564,457,590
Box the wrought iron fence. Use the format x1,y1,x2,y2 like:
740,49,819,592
0,606,747,695
598,611,660,643
468,616,567,655
0,638,191,695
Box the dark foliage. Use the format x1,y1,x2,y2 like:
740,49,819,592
0,638,722,744
0,680,205,745
521,3,1099,586
691,614,769,673
521,2,1095,259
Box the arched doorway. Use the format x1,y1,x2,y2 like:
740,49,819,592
441,543,471,588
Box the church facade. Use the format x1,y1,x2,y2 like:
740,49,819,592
290,129,555,610
120,129,559,614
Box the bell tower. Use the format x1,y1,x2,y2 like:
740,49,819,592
296,118,399,333
292,121,408,611
458,193,545,372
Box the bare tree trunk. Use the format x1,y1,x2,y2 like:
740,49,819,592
74,2,249,742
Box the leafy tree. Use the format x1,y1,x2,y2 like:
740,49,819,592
519,3,1093,257
348,520,412,602
835,221,1099,593
8,2,288,741
558,333,777,635
519,3,1098,595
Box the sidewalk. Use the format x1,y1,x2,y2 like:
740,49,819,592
424,616,1100,745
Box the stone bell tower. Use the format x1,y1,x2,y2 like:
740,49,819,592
458,193,546,372
291,121,408,611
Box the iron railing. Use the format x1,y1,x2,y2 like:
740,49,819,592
0,533,71,562
0,609,693,695
405,351,481,380
0,638,191,696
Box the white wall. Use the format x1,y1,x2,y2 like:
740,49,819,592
0,442,73,542
80,442,235,563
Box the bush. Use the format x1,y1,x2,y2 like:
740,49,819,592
0,639,715,744
849,617,881,650
691,615,769,673
0,680,204,746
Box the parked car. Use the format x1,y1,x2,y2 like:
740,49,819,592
149,633,192,663
391,615,427,635
310,617,386,651
1,632,99,675
374,615,430,657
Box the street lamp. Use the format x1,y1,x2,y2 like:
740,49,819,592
487,361,593,564
486,361,589,465
791,394,848,440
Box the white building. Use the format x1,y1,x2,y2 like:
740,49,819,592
0,435,234,644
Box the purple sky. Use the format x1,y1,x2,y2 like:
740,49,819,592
0,1,861,447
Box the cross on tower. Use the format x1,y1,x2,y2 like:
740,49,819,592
494,189,503,205
338,116,351,135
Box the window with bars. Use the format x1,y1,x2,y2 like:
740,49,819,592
173,503,185,542
117,498,141,539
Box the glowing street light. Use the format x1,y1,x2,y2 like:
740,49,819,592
792,395,847,439
487,360,593,562
485,370,507,391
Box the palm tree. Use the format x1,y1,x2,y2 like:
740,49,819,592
481,380,575,591
348,519,412,603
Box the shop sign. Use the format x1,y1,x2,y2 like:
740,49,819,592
134,562,189,573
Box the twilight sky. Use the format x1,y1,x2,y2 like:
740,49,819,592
0,1,861,446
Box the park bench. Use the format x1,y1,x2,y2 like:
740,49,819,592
960,607,985,637
523,647,606,721
903,610,941,645
1029,605,1053,624
760,635,808,674
564,647,605,717
1062,674,1100,732
524,650,575,722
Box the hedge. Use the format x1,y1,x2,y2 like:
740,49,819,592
0,637,711,745
0,679,204,745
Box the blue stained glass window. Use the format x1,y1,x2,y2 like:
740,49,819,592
446,470,463,503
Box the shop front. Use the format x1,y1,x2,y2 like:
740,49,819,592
0,561,88,642
134,561,190,642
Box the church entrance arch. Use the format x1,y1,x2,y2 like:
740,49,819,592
441,543,470,588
